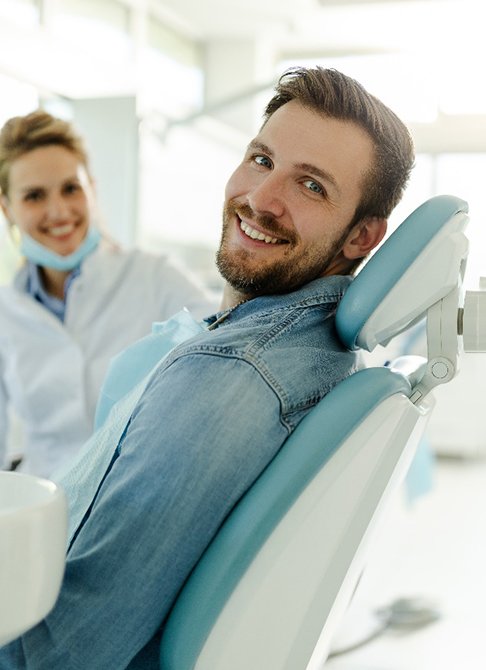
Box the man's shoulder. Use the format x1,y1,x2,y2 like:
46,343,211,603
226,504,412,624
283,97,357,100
163,275,358,425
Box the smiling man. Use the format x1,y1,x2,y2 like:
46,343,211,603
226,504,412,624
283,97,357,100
0,67,414,669
217,100,387,304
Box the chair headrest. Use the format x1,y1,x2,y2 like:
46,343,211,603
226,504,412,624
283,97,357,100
336,195,469,352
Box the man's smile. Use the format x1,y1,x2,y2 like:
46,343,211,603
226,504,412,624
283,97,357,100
239,219,286,245
230,200,294,247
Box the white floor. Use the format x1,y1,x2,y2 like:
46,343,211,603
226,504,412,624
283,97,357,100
325,455,486,670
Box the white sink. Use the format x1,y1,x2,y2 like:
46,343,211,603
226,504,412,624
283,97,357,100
0,471,67,647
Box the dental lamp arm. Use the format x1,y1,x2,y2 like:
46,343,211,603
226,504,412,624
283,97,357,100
409,277,486,404
409,287,461,404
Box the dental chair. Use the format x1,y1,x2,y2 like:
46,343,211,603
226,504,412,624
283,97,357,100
0,472,67,646
159,195,474,670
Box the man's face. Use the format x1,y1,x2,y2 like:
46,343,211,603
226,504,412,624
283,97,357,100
216,100,377,296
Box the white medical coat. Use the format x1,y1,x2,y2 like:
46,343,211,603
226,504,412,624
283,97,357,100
0,245,218,477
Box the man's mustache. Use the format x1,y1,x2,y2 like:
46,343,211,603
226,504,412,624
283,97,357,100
225,200,297,244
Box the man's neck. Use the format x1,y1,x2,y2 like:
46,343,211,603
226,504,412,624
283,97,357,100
220,284,252,310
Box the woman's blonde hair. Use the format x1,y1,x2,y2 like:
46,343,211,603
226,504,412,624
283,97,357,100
0,109,90,196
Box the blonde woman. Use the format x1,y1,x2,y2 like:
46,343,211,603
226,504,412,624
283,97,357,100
0,110,216,477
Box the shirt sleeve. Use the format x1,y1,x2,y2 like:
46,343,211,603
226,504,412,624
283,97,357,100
0,352,289,669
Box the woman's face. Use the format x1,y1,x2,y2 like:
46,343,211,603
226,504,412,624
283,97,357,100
1,144,95,256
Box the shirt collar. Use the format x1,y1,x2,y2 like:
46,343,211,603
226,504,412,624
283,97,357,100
204,275,353,328
25,261,81,322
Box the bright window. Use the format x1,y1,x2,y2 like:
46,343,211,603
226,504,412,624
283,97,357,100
0,0,39,27
138,15,203,117
49,0,132,64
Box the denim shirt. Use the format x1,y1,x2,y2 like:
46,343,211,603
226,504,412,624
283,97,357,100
0,275,358,670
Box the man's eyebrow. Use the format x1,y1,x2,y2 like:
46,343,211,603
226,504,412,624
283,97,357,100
247,139,273,155
297,162,341,196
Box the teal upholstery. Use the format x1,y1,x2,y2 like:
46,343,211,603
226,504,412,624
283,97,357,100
159,194,469,669
160,368,410,670
336,194,468,349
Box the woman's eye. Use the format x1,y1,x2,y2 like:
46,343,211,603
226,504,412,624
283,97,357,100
254,155,272,169
303,179,323,195
64,182,80,195
24,190,43,202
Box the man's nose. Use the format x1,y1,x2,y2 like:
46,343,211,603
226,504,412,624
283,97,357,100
247,174,286,219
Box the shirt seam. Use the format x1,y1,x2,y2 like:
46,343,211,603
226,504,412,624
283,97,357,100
161,347,341,423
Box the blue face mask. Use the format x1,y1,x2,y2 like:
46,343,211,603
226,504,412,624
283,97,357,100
19,227,101,271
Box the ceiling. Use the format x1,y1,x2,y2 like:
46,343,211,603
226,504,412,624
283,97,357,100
152,0,471,59
0,0,481,125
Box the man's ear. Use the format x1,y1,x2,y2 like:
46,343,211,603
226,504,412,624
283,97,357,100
342,217,387,260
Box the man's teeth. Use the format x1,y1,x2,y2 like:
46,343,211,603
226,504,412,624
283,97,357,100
49,224,75,237
240,221,279,244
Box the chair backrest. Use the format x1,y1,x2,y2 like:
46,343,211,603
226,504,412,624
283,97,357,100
159,195,469,670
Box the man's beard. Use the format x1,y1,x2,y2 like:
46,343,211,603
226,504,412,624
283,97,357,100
216,199,352,298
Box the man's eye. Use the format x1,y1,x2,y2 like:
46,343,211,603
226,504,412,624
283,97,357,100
254,155,272,168
303,179,323,195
